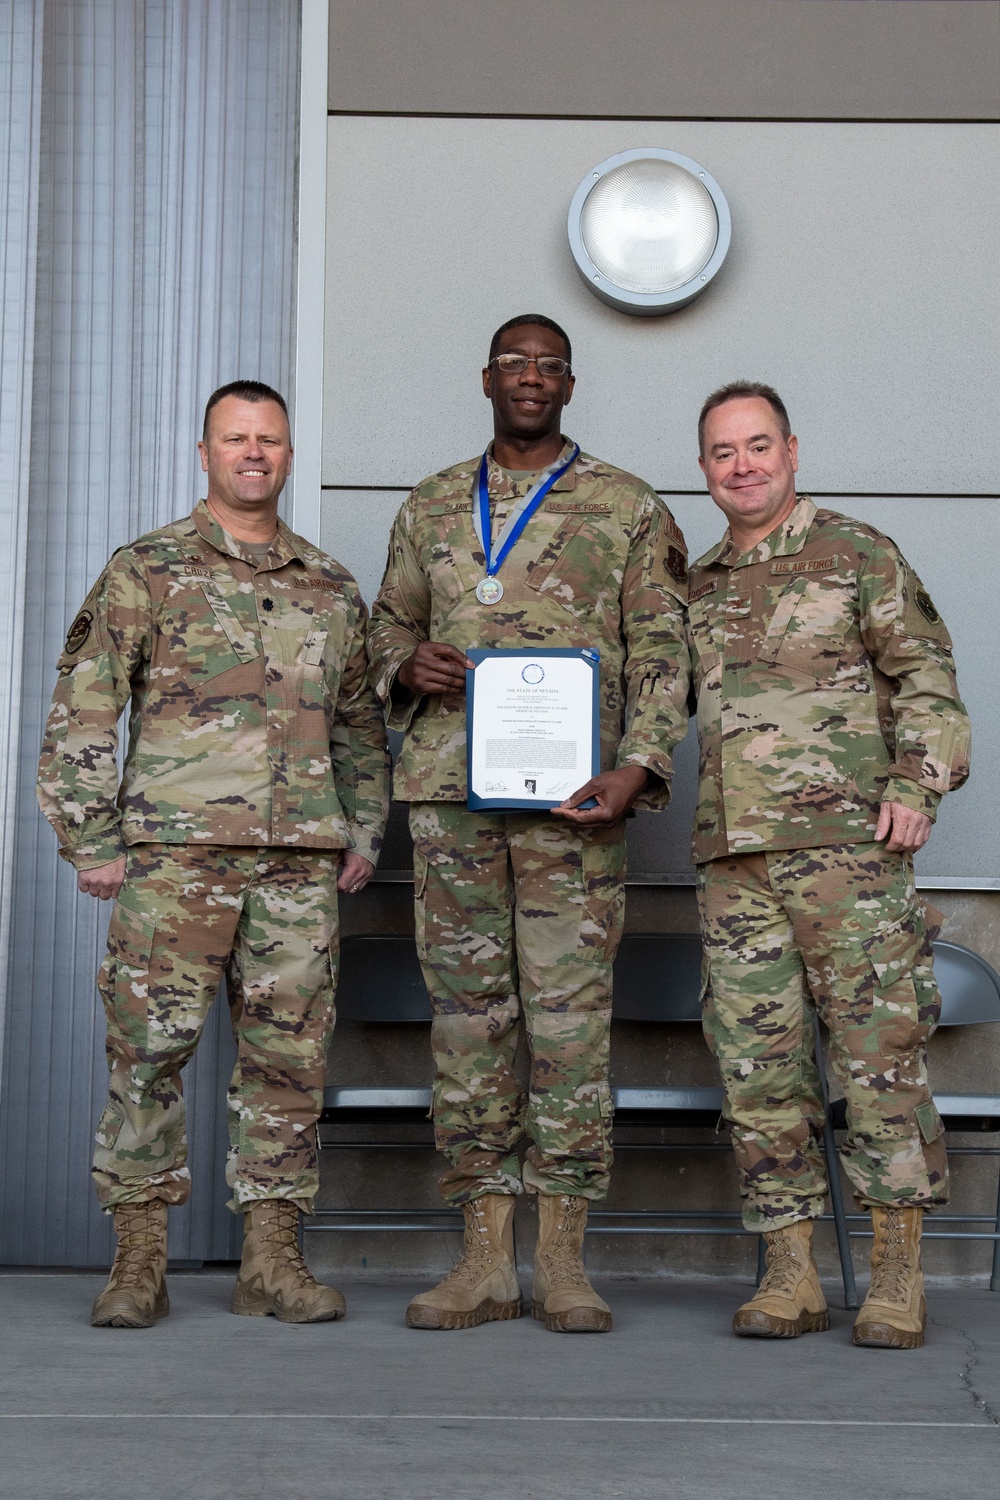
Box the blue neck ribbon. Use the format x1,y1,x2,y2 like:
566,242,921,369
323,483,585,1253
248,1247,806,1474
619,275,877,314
475,443,580,578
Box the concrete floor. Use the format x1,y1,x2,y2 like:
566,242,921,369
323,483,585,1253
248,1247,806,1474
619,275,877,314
1,1271,998,1500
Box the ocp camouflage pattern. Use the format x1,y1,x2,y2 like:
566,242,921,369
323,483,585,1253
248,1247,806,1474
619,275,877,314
698,843,949,1230
367,441,691,805
93,843,341,1213
686,497,970,863
409,802,626,1204
37,501,389,868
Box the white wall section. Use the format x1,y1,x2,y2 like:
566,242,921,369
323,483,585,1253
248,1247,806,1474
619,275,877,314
323,118,998,497
322,114,998,884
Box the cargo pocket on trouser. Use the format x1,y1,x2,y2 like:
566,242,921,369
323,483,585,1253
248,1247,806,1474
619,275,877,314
837,913,948,1205
861,914,939,1054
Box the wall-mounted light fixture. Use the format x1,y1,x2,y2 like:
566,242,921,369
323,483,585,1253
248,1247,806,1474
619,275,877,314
567,148,731,316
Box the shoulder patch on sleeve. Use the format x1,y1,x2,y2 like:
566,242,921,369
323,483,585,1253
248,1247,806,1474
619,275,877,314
914,587,940,625
64,611,94,654
645,506,689,599
900,564,952,645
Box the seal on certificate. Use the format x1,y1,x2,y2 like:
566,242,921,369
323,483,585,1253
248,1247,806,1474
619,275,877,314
475,577,504,605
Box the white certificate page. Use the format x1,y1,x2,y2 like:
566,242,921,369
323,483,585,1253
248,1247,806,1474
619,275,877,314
468,653,597,808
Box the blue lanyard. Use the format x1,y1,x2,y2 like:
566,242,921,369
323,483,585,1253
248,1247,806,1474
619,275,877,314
475,444,580,578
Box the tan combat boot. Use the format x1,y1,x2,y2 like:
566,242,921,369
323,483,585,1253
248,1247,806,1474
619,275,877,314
91,1201,169,1328
231,1201,346,1323
732,1219,830,1338
532,1194,612,1333
853,1205,926,1349
406,1195,521,1330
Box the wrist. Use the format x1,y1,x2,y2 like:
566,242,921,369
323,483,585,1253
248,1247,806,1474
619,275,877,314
616,765,650,790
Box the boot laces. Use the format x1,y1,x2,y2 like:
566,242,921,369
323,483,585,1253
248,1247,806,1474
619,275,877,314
757,1230,800,1299
255,1202,315,1288
540,1197,592,1292
444,1201,500,1288
869,1209,912,1305
110,1205,163,1291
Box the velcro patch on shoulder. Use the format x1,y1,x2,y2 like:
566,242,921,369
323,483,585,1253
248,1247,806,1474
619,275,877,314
64,611,94,654
544,501,613,514
914,587,940,624
771,555,839,576
688,578,719,603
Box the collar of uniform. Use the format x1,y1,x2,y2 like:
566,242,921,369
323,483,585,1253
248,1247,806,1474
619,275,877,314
483,436,579,496
191,499,306,569
711,494,817,570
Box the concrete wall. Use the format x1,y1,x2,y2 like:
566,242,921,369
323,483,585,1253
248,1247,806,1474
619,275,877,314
327,0,1000,121
312,1,1000,1281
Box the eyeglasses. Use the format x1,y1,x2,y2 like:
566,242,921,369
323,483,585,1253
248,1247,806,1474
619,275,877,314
489,354,571,377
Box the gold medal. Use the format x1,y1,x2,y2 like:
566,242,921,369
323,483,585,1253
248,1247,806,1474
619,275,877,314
476,577,504,605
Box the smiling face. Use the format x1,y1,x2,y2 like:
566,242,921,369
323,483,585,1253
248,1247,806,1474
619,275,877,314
482,323,575,453
699,396,799,549
197,396,293,518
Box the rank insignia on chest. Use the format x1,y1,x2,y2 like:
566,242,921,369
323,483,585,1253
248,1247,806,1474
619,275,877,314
65,611,93,653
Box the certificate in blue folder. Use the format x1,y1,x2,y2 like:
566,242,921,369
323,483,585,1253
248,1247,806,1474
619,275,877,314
466,648,600,811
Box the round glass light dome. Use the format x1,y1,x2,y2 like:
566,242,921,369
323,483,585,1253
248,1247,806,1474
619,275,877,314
567,148,731,315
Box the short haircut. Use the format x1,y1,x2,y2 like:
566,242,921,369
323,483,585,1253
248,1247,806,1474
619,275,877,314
698,380,791,455
488,314,572,367
202,380,289,439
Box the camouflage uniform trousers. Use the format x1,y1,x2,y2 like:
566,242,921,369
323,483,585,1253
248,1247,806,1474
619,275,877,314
93,843,340,1213
410,803,626,1205
697,842,949,1231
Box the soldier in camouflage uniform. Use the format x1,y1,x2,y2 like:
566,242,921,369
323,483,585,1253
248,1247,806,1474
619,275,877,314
367,315,689,1333
37,381,389,1328
688,381,970,1349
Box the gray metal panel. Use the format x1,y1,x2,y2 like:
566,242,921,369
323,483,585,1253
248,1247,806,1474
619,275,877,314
0,0,298,1266
323,117,999,497
328,0,1000,121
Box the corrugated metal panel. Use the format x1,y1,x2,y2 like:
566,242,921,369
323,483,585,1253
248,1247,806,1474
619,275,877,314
0,1,43,1072
0,0,300,1266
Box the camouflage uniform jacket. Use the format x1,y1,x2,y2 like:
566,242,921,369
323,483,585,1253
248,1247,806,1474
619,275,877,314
37,501,389,869
367,440,690,805
687,495,970,863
